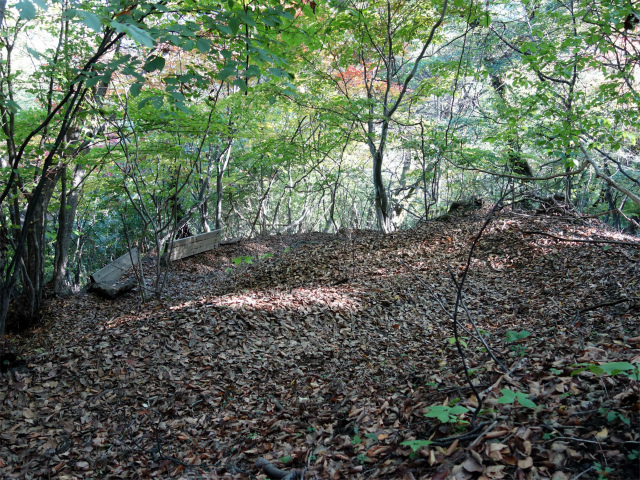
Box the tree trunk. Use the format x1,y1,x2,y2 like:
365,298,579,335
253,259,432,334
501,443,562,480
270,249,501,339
53,164,84,294
603,163,620,228
0,0,7,31
372,148,392,233
488,71,534,177
215,167,223,231
215,144,232,231
23,167,62,316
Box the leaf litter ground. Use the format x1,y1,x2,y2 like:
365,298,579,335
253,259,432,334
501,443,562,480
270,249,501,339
1,208,639,480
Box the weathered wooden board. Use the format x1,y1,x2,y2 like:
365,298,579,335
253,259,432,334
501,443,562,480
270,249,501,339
166,229,221,261
91,248,139,284
172,230,220,248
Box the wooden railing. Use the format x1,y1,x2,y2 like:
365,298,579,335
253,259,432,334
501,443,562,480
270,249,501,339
91,229,222,286
164,229,222,262
91,248,139,285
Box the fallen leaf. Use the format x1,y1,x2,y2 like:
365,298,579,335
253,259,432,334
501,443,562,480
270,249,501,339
518,456,533,469
462,455,483,473
595,427,608,440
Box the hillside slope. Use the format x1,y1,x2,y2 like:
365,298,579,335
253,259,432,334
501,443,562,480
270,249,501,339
2,208,639,479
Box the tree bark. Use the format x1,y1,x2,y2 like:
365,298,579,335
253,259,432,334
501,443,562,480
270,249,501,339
23,167,62,316
360,0,448,233
53,164,85,294
215,144,232,231
580,142,640,209
487,71,533,177
0,0,7,31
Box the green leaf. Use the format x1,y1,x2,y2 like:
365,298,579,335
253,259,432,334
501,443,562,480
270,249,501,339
229,17,241,34
280,455,292,464
129,82,144,97
573,362,636,377
151,3,168,12
245,65,261,78
400,440,432,452
425,406,452,423
26,46,40,60
123,24,154,48
448,405,469,415
3,99,21,113
138,97,152,109
143,56,165,72
497,389,516,404
86,76,100,88
174,101,191,114
515,392,537,409
479,12,491,27
218,24,233,35
239,12,256,26
505,330,530,342
16,1,36,20
196,38,211,53
600,362,635,375
232,78,247,91
77,10,102,32
217,66,236,81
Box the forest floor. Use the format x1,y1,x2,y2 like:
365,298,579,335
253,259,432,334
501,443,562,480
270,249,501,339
1,207,640,480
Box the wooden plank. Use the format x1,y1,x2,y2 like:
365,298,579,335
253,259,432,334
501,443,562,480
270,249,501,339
193,238,219,254
172,236,197,248
192,243,210,255
168,244,190,259
166,230,222,261
171,230,220,248
194,230,221,243
91,248,139,284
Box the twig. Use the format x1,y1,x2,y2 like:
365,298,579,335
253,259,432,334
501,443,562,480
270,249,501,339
580,298,630,313
479,357,528,397
397,259,485,346
542,436,640,445
445,264,508,374
450,192,512,427
427,421,493,446
468,421,499,449
573,298,631,325
572,466,594,480
523,231,640,247
256,457,302,480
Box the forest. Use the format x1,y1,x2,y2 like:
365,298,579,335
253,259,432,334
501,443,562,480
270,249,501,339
0,0,639,479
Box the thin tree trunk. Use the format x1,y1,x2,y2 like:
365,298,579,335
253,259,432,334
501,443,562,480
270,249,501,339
0,0,7,30
53,164,85,294
215,144,232,231
23,167,62,316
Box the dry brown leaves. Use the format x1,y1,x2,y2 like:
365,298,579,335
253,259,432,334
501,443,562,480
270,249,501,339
1,209,639,479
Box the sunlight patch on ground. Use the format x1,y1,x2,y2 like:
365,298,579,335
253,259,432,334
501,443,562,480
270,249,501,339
172,287,364,317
